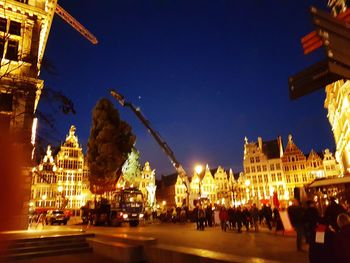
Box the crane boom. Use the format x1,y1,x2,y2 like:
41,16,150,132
110,90,187,177
55,4,98,45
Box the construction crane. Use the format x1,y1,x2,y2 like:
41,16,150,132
110,90,190,206
54,2,98,45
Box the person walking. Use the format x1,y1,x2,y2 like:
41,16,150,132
206,204,213,227
334,213,350,263
198,205,206,231
324,197,346,232
228,206,235,230
242,207,251,232
219,207,228,232
288,199,305,251
304,200,319,244
262,204,273,230
235,206,243,233
250,204,259,232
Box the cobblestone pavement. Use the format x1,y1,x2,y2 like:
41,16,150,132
2,221,309,263
76,222,308,263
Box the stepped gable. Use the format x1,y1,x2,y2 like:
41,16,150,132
282,134,306,161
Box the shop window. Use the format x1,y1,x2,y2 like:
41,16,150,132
5,40,18,61
9,21,21,36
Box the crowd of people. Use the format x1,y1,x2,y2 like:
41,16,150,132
192,203,282,233
287,197,350,263
176,197,349,262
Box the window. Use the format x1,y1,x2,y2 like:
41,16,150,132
286,175,291,183
302,174,307,182
251,166,256,173
253,176,257,184
258,175,263,183
255,157,260,163
0,18,6,32
271,174,276,182
6,40,18,61
294,174,299,183
270,164,275,171
264,174,268,182
262,165,267,171
9,21,21,36
277,173,282,181
0,92,13,111
250,157,254,163
276,163,281,170
15,0,29,4
245,167,250,173
257,165,261,172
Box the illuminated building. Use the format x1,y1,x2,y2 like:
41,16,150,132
243,136,285,201
214,166,229,203
0,0,55,229
31,145,57,210
324,80,350,175
281,135,308,199
322,148,341,178
138,162,157,208
31,125,91,215
243,134,341,204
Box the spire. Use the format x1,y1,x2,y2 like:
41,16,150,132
244,136,248,144
288,134,293,143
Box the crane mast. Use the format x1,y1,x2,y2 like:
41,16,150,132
110,90,189,205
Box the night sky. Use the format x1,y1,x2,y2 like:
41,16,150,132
40,0,335,177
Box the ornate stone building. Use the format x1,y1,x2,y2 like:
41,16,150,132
31,125,91,215
281,135,308,199
323,149,341,178
214,166,229,202
243,136,285,201
325,80,350,175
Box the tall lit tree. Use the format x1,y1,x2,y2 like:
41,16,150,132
122,147,141,185
87,98,135,194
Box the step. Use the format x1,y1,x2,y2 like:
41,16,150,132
145,244,281,263
5,241,89,254
5,236,88,250
87,237,143,263
95,233,157,246
0,246,93,262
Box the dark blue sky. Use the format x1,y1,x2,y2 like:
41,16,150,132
40,0,335,176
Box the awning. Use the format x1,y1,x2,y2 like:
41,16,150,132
308,176,350,188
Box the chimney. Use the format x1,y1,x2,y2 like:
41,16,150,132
258,136,262,150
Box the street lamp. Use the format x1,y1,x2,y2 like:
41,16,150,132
195,165,203,175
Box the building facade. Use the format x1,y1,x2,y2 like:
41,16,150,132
0,0,56,229
31,125,91,215
243,136,285,201
325,79,350,175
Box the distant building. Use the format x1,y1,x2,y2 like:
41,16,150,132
243,136,285,200
31,125,91,216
